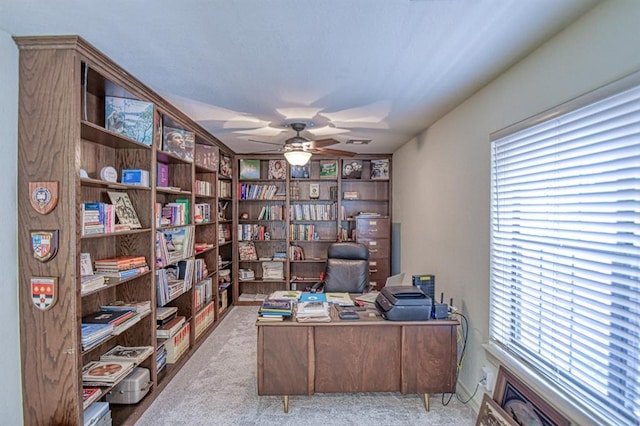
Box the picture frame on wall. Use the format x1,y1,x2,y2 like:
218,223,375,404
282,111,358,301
493,366,570,426
290,164,310,179
219,154,233,178
239,159,261,180
319,160,338,179
268,159,287,180
342,159,362,179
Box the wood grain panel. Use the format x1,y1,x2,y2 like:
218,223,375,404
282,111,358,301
401,325,457,394
17,45,82,426
314,325,401,392
258,326,312,395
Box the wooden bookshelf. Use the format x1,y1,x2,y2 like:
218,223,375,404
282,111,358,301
233,155,392,303
15,35,234,425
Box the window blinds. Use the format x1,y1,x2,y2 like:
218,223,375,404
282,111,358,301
490,76,640,425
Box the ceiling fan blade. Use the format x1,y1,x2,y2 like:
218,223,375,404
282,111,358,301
311,138,340,148
248,138,283,146
314,147,356,157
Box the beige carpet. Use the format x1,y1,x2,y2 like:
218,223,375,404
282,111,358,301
135,306,476,425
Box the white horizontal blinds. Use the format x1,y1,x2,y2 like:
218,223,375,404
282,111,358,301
490,82,640,426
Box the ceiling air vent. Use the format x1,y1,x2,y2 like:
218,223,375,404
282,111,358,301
346,139,371,145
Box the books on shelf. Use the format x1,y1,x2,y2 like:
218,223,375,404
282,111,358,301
105,96,154,145
82,387,102,410
156,226,194,267
238,268,255,281
156,315,186,339
238,241,258,261
156,259,195,306
162,125,195,162
80,253,94,276
82,310,136,327
100,345,154,364
100,300,152,315
163,322,190,364
156,306,178,324
81,323,114,351
83,401,110,426
194,301,215,340
82,360,135,384
94,255,147,271
107,191,142,229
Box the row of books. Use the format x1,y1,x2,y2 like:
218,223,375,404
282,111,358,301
289,244,305,260
238,224,271,241
194,277,213,312
194,202,211,223
81,202,116,235
156,259,194,306
158,200,189,227
289,224,320,241
218,180,232,198
194,179,213,196
256,204,285,220
238,183,286,200
194,301,215,340
289,203,336,221
258,298,294,321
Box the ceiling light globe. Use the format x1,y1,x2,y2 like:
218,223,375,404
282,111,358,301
284,150,312,166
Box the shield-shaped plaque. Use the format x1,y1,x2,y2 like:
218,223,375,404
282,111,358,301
31,277,58,311
29,181,59,215
31,230,59,262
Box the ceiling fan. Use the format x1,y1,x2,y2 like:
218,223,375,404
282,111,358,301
249,122,355,165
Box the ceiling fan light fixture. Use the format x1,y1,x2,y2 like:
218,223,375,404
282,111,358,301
284,150,312,166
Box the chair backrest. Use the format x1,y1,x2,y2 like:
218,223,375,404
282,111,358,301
324,242,370,293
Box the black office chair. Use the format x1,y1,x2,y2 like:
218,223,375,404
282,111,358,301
311,242,370,293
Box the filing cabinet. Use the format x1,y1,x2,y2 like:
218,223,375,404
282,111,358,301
356,216,390,290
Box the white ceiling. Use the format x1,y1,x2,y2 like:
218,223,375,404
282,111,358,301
0,0,599,155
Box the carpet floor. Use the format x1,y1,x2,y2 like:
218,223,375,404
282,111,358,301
135,306,476,426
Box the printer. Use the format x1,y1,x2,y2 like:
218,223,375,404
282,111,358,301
375,285,432,321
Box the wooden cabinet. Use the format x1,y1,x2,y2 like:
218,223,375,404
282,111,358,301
15,36,233,426
234,155,392,302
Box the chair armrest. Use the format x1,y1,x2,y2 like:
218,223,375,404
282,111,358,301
310,281,325,293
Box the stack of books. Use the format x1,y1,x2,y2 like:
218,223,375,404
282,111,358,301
100,345,154,364
82,360,135,385
81,323,114,351
295,301,331,322
83,400,110,426
100,300,151,315
94,255,149,279
82,309,141,336
156,315,186,339
258,298,294,321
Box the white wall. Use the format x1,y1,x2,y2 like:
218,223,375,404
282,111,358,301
0,29,23,425
394,0,640,417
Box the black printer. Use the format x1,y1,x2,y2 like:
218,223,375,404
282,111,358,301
375,285,432,321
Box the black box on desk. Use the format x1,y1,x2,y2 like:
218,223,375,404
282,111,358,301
412,275,435,300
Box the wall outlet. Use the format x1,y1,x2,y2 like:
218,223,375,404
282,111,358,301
481,365,495,392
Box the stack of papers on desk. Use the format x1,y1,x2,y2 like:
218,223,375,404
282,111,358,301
325,292,354,306
296,301,331,322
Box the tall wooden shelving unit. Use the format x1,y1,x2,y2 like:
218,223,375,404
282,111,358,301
233,154,392,304
15,36,234,425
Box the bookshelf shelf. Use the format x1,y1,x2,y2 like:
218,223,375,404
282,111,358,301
15,36,235,426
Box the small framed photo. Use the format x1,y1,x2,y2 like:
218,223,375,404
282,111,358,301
219,154,233,178
476,393,518,426
371,159,389,180
268,159,287,180
319,160,338,179
342,159,362,179
239,159,260,180
290,164,310,179
309,183,320,199
493,366,570,426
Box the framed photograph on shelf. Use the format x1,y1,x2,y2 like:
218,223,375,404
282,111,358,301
309,183,320,199
493,366,570,426
162,126,194,162
319,160,338,179
220,154,233,178
268,159,287,180
239,159,261,180
342,159,362,179
107,191,141,229
476,394,518,426
371,159,390,180
290,164,310,179
194,144,219,171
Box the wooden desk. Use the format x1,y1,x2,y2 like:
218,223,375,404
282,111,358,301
256,307,458,412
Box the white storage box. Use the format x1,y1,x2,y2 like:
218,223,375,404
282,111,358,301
105,367,151,404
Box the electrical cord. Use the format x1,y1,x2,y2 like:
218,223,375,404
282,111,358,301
442,311,470,406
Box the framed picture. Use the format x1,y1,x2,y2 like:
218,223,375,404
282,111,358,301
342,159,362,179
319,160,338,179
371,159,390,180
290,164,310,179
268,159,287,180
309,183,320,199
239,159,261,179
493,366,570,426
107,191,141,229
219,154,233,178
477,394,519,426
194,143,219,171
162,126,194,162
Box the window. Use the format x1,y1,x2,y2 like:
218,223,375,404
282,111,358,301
490,72,639,426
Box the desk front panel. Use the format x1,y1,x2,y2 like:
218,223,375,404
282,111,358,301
314,325,401,393
258,326,313,395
